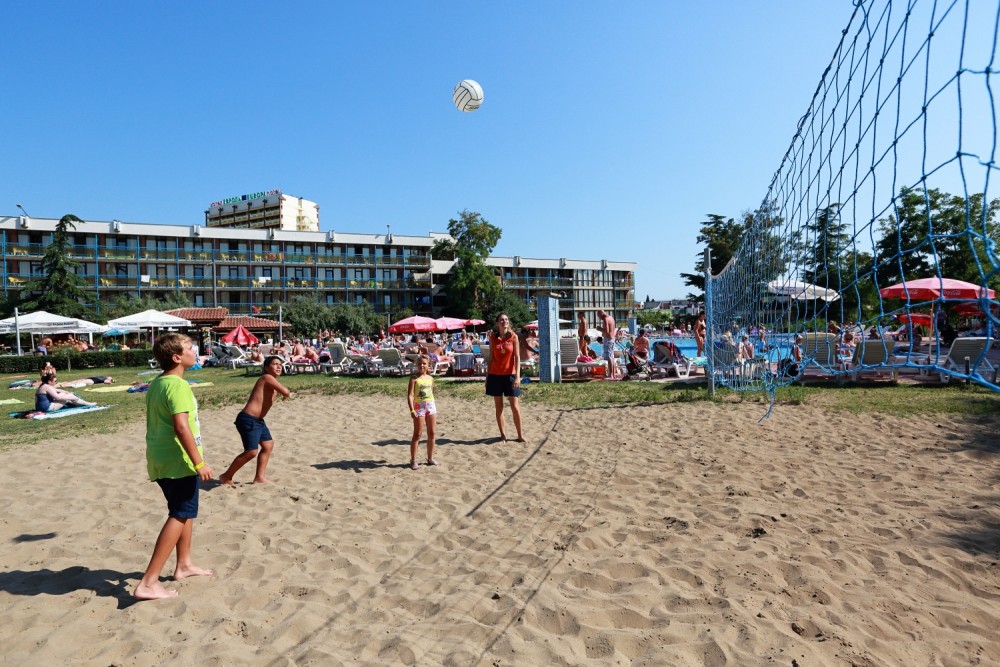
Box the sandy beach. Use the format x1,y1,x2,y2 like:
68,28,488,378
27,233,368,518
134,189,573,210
1,393,998,665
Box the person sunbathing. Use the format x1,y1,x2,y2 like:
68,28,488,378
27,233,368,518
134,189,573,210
35,373,97,412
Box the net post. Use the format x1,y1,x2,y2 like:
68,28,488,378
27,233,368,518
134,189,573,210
704,246,714,398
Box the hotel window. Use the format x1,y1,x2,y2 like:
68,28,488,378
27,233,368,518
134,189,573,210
194,294,204,306
115,263,128,277
262,267,272,278
325,269,335,280
193,266,204,279
293,268,305,280
29,262,43,276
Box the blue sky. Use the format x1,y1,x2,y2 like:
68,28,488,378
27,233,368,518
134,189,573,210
2,1,857,301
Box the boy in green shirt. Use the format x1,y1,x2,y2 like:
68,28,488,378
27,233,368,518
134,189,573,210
133,333,214,600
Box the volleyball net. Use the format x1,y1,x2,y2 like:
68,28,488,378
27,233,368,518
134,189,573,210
706,0,1000,397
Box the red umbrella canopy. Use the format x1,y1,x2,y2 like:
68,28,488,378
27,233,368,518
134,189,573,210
464,319,485,326
896,313,933,328
879,277,996,300
435,316,468,331
388,315,439,334
951,302,1000,317
221,325,259,345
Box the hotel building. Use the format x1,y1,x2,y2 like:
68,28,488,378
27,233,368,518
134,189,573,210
1,200,636,327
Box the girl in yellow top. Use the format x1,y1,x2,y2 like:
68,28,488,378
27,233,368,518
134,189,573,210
406,355,438,470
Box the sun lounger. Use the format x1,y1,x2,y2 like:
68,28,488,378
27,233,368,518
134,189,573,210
559,337,606,378
376,348,413,376
849,338,899,381
322,342,355,374
936,336,994,382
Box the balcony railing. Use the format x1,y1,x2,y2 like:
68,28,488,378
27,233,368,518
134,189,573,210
140,249,177,261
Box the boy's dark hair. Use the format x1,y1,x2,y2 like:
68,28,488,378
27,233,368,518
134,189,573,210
263,355,283,371
153,333,190,371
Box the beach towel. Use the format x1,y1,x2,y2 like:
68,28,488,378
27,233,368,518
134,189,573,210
8,380,34,389
10,405,111,420
0,398,25,405
84,385,133,393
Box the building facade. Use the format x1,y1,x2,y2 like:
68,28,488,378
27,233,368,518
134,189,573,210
0,215,635,326
204,189,320,233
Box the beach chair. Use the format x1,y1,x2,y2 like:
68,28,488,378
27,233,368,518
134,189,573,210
849,338,899,382
475,347,491,376
649,341,693,379
376,348,413,376
322,342,354,375
710,342,739,382
223,344,251,370
937,336,994,381
559,336,605,378
800,332,847,375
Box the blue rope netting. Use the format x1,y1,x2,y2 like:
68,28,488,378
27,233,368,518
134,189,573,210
707,0,1000,405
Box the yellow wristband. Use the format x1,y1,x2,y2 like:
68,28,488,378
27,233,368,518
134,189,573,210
194,461,206,471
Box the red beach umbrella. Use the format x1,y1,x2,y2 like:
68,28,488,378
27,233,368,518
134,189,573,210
221,325,259,346
434,316,469,331
879,277,995,300
388,315,439,334
464,319,485,326
895,313,933,328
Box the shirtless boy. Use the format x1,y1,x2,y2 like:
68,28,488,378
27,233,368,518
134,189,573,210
219,356,292,485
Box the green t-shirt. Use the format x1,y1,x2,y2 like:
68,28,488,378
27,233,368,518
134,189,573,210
145,374,202,481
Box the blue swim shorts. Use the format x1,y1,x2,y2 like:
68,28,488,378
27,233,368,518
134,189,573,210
485,374,521,398
603,340,615,362
156,475,200,519
234,411,273,451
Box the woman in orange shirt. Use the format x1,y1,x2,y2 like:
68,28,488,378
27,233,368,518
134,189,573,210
485,313,525,442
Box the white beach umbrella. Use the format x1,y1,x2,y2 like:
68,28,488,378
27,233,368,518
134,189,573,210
766,279,841,302
107,309,192,329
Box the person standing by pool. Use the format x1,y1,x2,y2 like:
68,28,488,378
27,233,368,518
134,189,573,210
598,309,617,378
694,313,706,357
577,312,588,356
485,313,524,443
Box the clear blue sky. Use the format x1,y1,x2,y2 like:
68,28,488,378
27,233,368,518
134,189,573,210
2,1,857,301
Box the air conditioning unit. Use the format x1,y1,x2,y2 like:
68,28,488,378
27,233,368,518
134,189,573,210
112,220,122,233
513,256,521,266
18,216,28,229
193,224,201,236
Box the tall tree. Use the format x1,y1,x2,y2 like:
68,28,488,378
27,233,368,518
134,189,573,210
873,187,1000,288
797,204,852,290
22,214,89,317
680,214,745,301
478,288,532,329
431,210,503,317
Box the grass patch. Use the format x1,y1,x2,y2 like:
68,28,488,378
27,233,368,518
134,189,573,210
2,367,998,450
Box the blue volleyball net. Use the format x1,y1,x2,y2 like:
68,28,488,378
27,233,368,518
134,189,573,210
706,0,1000,399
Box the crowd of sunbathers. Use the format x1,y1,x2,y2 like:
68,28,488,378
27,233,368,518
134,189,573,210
205,329,544,373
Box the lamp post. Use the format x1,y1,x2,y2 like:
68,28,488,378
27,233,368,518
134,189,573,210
16,203,30,217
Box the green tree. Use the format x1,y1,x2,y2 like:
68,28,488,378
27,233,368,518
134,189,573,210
478,289,532,330
94,291,192,321
282,296,332,337
680,214,745,301
873,187,1000,288
22,214,89,317
431,210,503,317
637,308,672,329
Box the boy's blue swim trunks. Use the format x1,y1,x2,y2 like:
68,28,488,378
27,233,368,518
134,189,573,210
234,411,272,451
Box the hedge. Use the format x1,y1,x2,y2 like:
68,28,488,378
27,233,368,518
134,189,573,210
0,349,152,374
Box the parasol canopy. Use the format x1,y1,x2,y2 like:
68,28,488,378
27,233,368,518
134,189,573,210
435,316,469,331
107,309,192,329
388,315,439,334
879,277,995,300
767,279,841,301
221,325,259,346
896,313,933,328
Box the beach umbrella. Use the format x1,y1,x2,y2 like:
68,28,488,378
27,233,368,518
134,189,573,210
896,313,933,328
525,318,572,330
951,302,1000,317
464,318,485,327
766,279,841,301
879,277,995,300
434,316,468,331
388,315,439,333
221,325,259,346
107,309,192,329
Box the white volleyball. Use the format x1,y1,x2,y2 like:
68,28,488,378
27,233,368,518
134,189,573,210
453,79,483,112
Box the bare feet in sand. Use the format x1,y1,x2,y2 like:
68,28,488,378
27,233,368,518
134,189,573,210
173,564,213,581
514,437,526,443
218,473,234,487
133,581,179,600
252,478,271,484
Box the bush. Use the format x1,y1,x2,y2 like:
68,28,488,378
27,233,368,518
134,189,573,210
0,349,152,374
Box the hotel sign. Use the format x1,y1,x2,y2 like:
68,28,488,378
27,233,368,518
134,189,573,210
210,189,282,208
